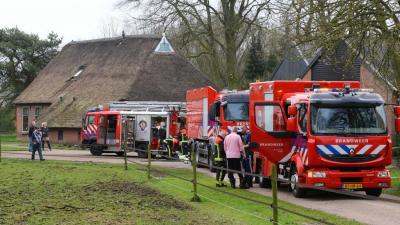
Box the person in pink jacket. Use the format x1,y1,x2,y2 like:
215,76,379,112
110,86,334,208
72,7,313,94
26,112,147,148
224,127,245,188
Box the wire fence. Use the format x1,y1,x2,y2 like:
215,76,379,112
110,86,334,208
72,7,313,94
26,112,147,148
123,146,353,225
1,140,400,225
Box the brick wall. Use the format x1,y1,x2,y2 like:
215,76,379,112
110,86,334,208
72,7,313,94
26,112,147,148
303,69,312,81
48,128,81,145
360,65,395,134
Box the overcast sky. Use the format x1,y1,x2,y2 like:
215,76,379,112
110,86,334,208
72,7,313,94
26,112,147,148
0,0,128,45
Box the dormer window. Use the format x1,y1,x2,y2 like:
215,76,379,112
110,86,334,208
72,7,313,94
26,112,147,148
69,65,86,81
155,34,174,53
73,70,83,78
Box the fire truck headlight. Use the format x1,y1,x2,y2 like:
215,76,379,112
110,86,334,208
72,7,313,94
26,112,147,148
377,171,390,178
308,171,326,178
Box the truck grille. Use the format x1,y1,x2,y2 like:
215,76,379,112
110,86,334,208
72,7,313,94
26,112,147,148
321,154,380,162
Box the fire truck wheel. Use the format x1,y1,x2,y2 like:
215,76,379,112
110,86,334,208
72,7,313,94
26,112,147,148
208,156,216,172
90,146,103,156
195,148,201,168
259,176,272,188
289,167,307,198
365,188,382,197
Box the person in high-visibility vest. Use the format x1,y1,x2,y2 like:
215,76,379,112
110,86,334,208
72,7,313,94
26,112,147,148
178,128,189,155
214,130,227,187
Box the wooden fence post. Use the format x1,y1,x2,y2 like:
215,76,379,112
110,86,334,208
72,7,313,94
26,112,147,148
0,135,2,162
123,122,128,171
191,148,200,202
271,164,279,225
147,144,151,180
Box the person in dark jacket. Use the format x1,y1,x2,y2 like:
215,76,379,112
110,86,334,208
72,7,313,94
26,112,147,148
31,127,44,161
41,122,52,151
241,125,253,188
28,120,36,152
214,130,227,187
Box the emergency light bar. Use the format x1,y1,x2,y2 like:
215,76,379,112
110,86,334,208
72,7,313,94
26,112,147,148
109,101,186,113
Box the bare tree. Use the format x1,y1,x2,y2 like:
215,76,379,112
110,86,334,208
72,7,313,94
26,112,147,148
119,0,274,88
287,0,400,91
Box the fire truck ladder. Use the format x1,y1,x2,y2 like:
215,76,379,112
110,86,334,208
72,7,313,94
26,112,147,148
109,101,186,113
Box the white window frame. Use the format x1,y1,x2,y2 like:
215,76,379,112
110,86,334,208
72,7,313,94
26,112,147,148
22,107,29,132
35,106,42,119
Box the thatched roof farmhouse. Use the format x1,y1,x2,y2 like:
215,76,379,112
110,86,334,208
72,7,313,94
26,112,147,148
14,35,215,144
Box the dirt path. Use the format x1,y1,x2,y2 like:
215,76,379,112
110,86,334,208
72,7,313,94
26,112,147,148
2,149,400,225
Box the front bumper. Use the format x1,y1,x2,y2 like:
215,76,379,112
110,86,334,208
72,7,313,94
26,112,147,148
303,169,391,189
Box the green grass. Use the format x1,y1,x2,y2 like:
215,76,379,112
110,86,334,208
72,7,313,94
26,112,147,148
385,167,400,196
0,159,361,225
0,133,81,151
0,133,26,151
0,133,18,143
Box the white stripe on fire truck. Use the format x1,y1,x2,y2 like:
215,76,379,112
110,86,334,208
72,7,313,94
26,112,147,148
347,145,358,150
370,145,386,155
317,145,332,155
357,144,372,155
331,145,348,155
87,126,93,133
305,157,308,166
302,148,308,163
279,145,296,163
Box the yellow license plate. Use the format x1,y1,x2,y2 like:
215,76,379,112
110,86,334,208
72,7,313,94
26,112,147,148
343,183,363,189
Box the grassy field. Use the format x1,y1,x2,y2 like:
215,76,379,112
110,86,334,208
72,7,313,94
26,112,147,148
0,159,362,225
0,133,19,143
0,133,79,151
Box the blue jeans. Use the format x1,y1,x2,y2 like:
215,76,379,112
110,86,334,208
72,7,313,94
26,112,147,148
28,136,33,152
31,142,43,160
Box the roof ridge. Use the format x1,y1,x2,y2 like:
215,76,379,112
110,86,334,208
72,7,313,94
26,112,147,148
66,35,161,46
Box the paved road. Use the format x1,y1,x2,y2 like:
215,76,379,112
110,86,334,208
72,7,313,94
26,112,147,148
2,149,400,225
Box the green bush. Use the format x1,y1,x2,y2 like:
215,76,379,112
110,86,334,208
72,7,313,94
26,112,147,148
0,107,15,133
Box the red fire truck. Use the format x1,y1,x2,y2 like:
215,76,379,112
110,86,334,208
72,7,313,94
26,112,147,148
186,86,249,168
81,101,186,157
249,81,394,197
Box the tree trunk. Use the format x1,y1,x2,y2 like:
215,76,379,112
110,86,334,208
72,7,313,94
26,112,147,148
222,0,239,89
225,36,238,88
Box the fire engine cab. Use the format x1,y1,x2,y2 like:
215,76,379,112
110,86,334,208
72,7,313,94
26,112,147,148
81,101,186,158
186,86,249,168
249,81,392,197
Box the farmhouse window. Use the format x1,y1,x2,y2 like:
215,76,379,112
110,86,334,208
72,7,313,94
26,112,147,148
35,107,41,119
58,130,63,141
22,107,29,131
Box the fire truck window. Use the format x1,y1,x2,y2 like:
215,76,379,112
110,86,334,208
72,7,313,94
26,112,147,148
255,105,286,132
99,116,105,126
224,103,249,121
311,104,387,134
108,115,117,132
86,116,95,126
298,104,308,133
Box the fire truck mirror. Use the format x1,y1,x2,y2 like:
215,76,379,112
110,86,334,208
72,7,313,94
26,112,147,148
394,106,400,133
287,117,298,132
396,118,400,133
209,103,220,121
394,106,400,117
288,105,297,116
82,118,86,129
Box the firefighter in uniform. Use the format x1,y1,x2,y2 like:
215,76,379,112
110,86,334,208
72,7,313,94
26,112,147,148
214,130,227,187
178,128,189,155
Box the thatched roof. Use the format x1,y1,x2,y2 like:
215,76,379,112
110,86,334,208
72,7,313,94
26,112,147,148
14,35,215,128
